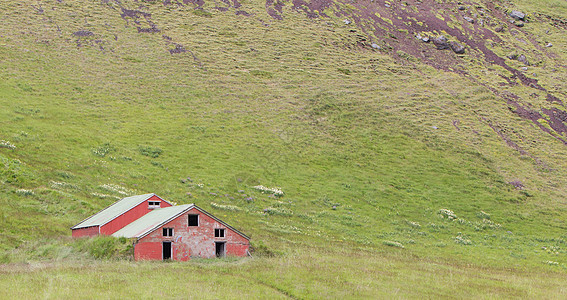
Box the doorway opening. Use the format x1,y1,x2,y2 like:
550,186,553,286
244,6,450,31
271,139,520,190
215,242,225,258
163,241,172,260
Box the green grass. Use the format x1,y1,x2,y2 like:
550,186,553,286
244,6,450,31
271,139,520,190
0,0,566,297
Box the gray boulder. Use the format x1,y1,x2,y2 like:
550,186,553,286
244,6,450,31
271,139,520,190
433,35,450,50
509,10,525,20
464,16,474,23
450,41,465,54
517,54,529,65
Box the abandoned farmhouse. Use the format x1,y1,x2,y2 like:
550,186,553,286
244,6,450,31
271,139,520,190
71,193,250,261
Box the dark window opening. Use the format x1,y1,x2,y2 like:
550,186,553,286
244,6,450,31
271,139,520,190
163,241,172,260
215,242,225,258
148,201,161,209
163,228,173,237
188,214,199,226
215,228,225,238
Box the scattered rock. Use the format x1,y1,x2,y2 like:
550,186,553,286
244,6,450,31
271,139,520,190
343,19,351,25
515,21,525,27
73,30,94,37
494,25,504,32
464,16,474,23
458,5,466,11
450,41,465,54
517,54,529,65
546,42,553,47
521,67,528,71
509,10,525,21
507,53,518,60
433,35,450,50
385,3,390,7
371,43,381,49
421,36,430,43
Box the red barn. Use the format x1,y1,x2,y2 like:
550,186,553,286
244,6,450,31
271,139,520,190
72,194,250,260
71,194,173,237
112,204,250,260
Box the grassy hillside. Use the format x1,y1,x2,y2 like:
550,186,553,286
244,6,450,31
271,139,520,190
1,0,566,297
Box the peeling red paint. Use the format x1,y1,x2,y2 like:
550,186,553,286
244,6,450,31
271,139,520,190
134,207,249,261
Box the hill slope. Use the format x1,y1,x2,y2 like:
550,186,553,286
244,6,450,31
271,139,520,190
1,0,566,297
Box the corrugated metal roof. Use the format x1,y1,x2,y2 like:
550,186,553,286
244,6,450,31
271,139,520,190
112,204,193,238
71,193,157,229
112,204,250,240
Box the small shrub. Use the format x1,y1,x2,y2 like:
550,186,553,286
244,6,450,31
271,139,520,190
210,202,241,211
250,240,275,257
139,146,162,158
383,241,404,248
406,220,421,228
337,68,351,75
16,189,34,196
92,143,115,157
192,9,212,18
545,260,559,266
99,184,134,196
477,211,491,219
455,233,472,245
76,236,131,259
253,185,284,197
263,207,293,216
250,70,273,78
438,209,457,220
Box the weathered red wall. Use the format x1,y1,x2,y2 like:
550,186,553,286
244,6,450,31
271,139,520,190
100,195,172,235
71,226,99,237
135,207,249,261
134,242,163,260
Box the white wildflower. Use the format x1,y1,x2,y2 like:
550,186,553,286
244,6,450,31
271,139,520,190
454,233,472,245
16,189,34,196
438,209,457,220
383,241,404,248
0,140,16,149
91,193,120,200
99,184,134,196
253,185,284,197
407,221,421,228
210,202,241,211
